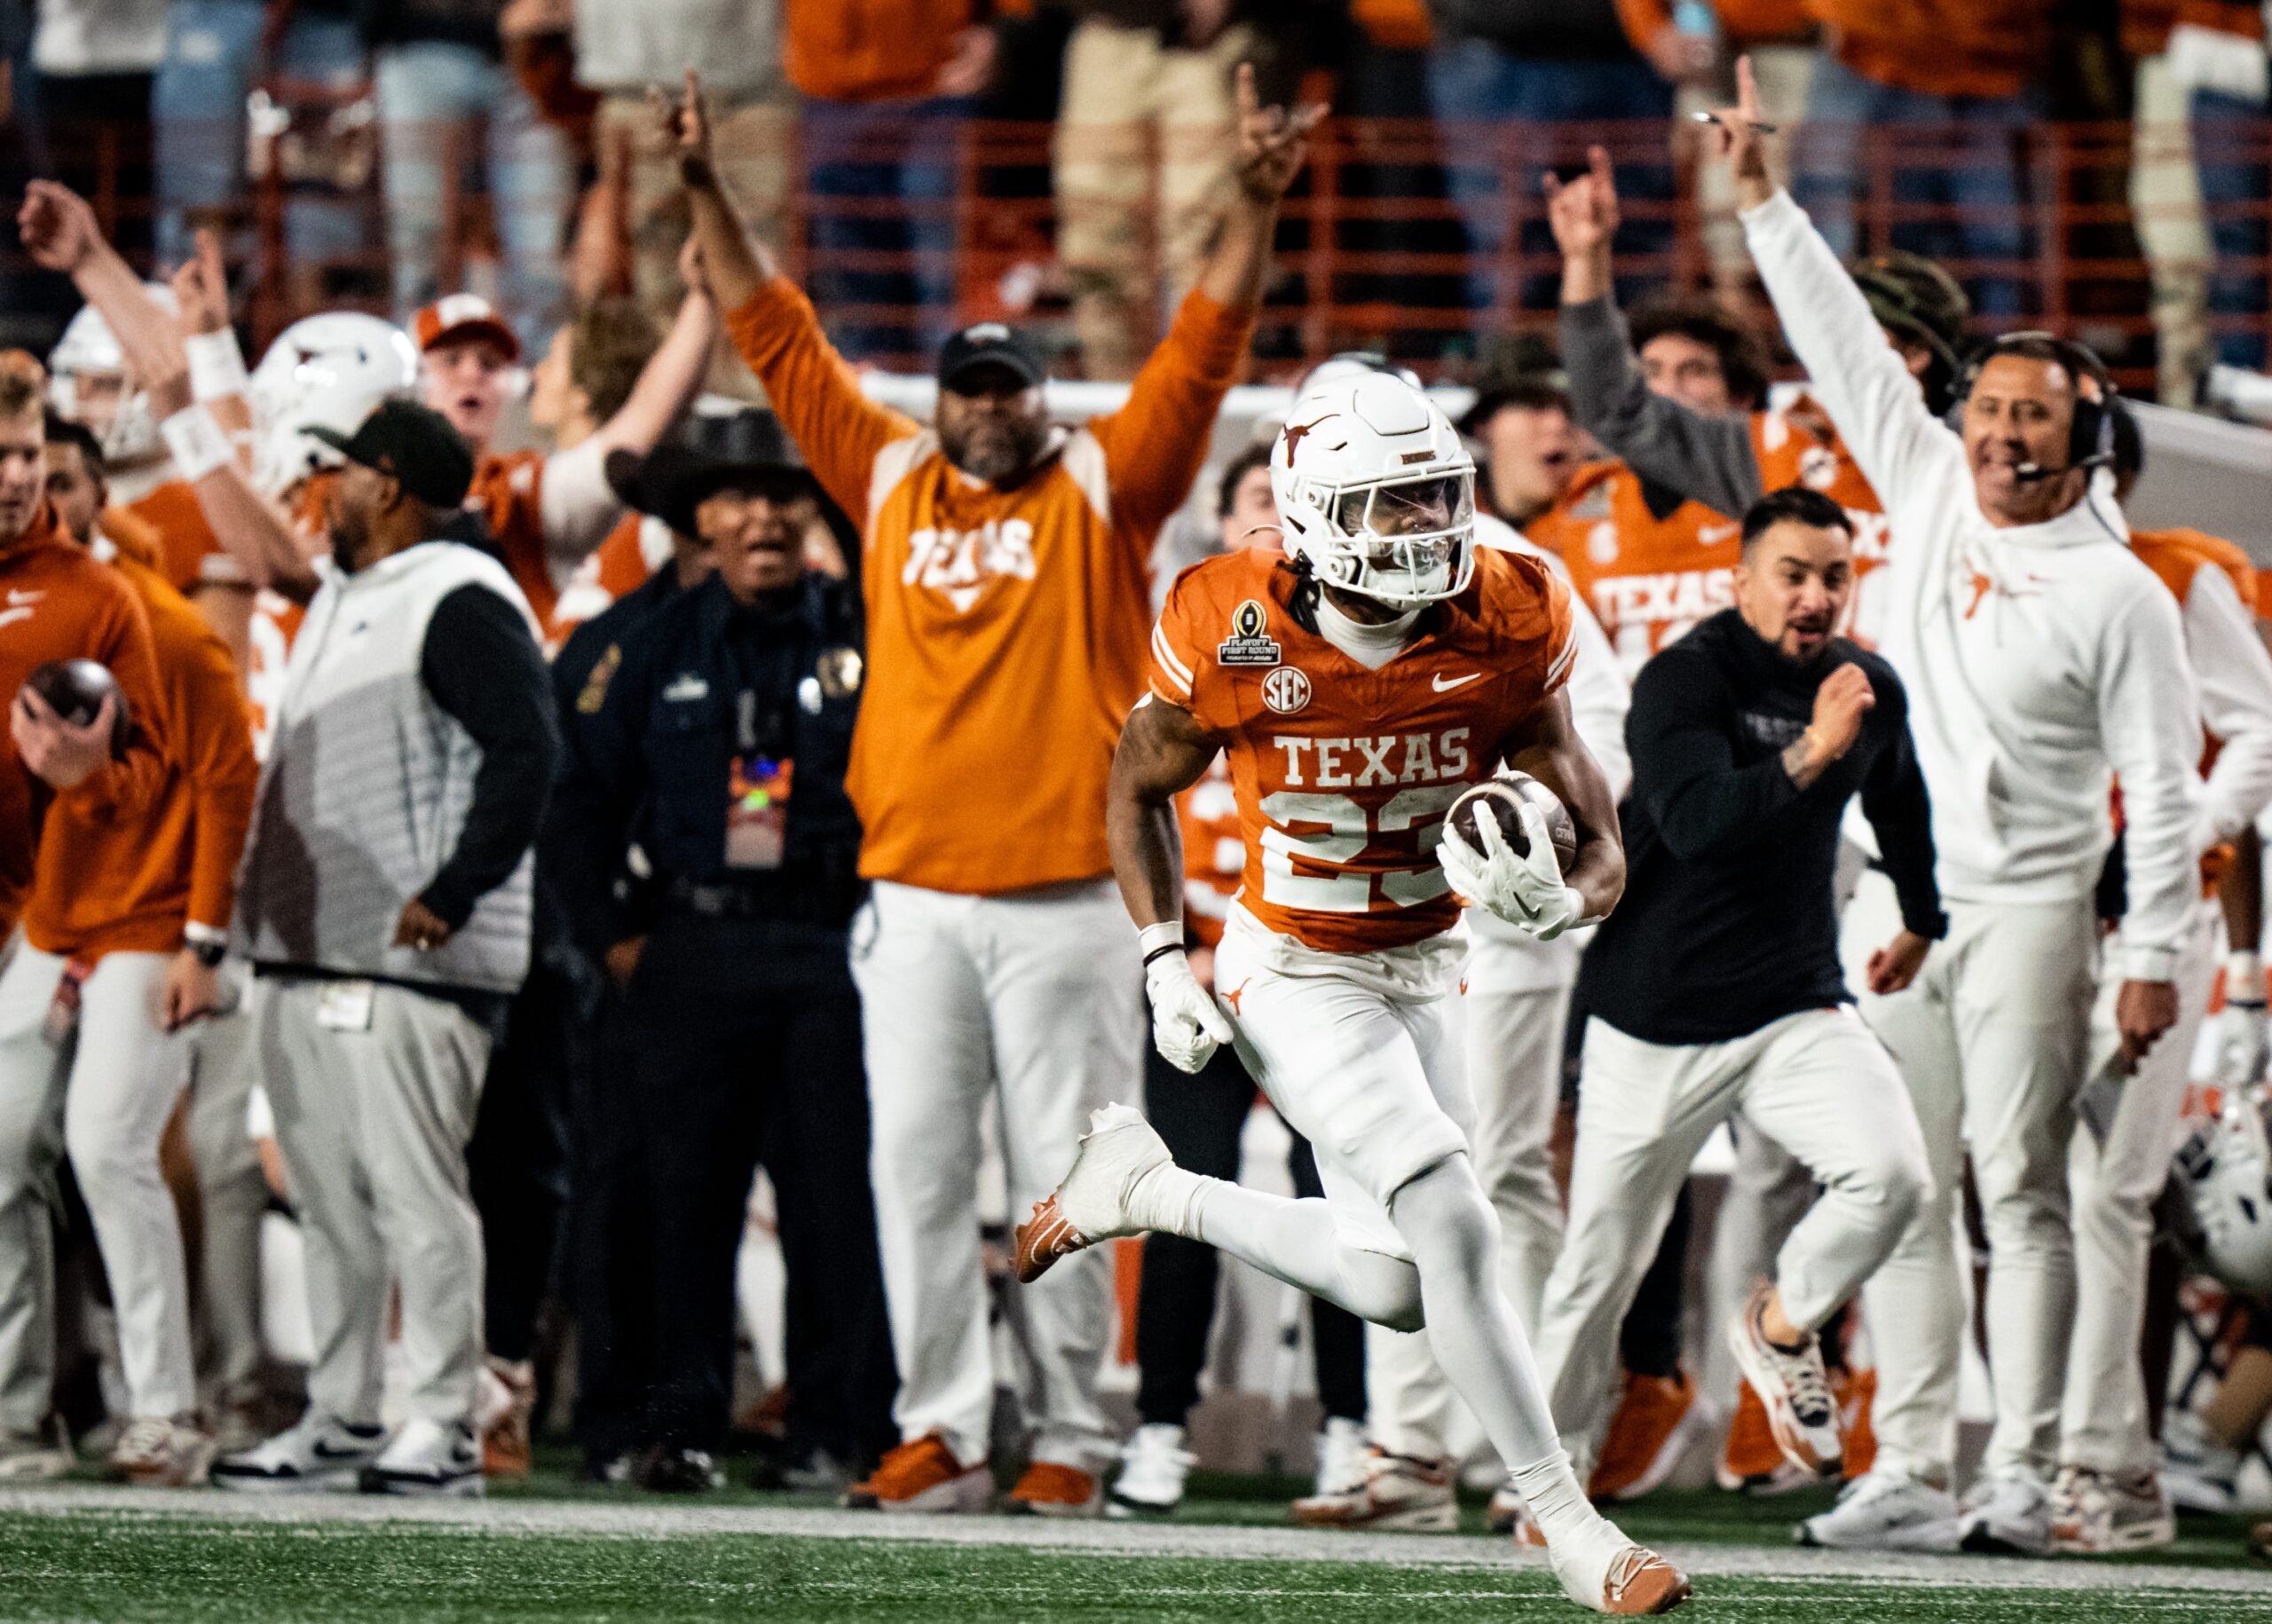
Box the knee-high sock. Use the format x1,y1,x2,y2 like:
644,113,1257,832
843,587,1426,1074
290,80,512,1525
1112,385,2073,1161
1140,1167,1424,1328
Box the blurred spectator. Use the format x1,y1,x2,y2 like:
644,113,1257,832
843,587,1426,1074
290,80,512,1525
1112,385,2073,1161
2125,0,2219,399
1790,0,2052,319
571,0,787,392
149,0,371,289
1424,0,1692,325
1048,1,1292,380
368,0,577,349
2164,3,2268,370
782,0,998,361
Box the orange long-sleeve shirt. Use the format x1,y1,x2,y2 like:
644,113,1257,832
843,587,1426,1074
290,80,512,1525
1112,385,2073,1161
1805,0,2050,100
0,504,172,932
725,277,1251,894
24,544,257,961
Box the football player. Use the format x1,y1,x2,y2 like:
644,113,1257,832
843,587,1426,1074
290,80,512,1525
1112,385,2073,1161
1017,372,1688,1616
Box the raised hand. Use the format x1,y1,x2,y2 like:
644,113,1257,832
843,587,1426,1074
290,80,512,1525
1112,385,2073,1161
1230,62,1327,209
170,228,232,336
678,231,710,300
1544,145,1620,260
17,180,102,275
654,68,713,182
1699,54,1777,212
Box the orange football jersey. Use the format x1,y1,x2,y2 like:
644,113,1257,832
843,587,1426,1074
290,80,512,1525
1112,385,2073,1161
122,477,248,597
547,510,662,650
1151,547,1575,954
469,448,572,636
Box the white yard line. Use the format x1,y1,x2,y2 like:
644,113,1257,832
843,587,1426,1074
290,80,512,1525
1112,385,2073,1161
1,1485,2268,1599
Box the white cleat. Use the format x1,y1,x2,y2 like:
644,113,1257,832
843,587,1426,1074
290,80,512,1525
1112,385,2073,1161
1546,1518,1692,1615
212,1411,385,1494
1959,1464,2054,1555
1290,1449,1458,1532
1107,1423,1195,1518
2048,1465,2176,1554
1014,1104,1171,1283
2159,1409,2239,1514
1796,1465,1960,1551
1313,1416,1369,1499
1725,1285,1842,1479
107,1415,217,1487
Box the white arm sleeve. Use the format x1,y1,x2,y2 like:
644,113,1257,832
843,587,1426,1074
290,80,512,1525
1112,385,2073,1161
2186,564,2272,842
2100,579,2207,981
538,438,627,573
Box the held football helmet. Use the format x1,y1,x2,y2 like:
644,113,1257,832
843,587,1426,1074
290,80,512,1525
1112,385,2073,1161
1270,372,1476,609
2171,1086,2272,1297
48,287,179,465
248,313,420,498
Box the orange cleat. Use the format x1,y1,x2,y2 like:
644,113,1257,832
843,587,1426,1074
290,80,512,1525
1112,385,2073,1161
1589,1369,1706,1502
1013,1193,1090,1285
1595,1546,1692,1615
843,1433,993,1514
1005,1460,1103,1518
1835,1367,1878,1480
1716,1381,1811,1494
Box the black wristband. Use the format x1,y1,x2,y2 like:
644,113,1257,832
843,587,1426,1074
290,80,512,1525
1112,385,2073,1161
1141,943,1185,968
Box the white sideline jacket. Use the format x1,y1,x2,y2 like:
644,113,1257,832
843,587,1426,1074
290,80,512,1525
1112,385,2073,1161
1743,190,2203,982
2178,559,2272,846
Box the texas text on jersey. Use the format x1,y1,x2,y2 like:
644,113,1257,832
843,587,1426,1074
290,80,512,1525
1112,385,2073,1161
1149,545,1575,955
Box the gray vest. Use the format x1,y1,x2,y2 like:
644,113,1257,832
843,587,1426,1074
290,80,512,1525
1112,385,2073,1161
233,541,537,995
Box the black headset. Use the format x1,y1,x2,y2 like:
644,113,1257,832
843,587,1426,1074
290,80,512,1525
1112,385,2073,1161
1951,331,2117,482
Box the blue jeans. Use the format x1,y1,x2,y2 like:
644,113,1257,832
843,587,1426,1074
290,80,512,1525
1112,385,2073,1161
1795,55,2031,318
2193,91,2269,369
1425,40,1674,324
375,40,573,351
801,96,972,365
152,0,369,269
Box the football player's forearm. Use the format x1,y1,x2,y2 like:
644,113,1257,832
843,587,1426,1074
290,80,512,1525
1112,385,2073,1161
1108,792,1186,931
2223,827,2264,958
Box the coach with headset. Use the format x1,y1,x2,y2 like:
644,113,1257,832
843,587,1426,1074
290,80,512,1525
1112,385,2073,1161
1708,67,2205,1557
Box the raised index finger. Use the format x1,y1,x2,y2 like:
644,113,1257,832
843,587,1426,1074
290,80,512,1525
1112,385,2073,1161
1235,61,1258,127
1736,54,1762,123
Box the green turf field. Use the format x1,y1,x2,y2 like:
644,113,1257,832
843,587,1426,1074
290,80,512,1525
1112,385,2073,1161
4,1477,2271,1621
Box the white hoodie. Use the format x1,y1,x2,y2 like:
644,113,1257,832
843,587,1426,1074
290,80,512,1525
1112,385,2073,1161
1743,191,2203,981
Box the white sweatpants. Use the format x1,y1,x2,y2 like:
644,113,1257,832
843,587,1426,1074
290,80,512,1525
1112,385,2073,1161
1858,895,2098,1481
1368,929,1570,1462
256,975,490,1428
185,995,265,1393
0,947,194,1425
852,879,1141,1472
1534,1008,1929,1475
2062,897,2218,1475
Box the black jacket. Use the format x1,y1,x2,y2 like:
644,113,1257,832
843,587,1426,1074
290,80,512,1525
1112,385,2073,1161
547,571,864,963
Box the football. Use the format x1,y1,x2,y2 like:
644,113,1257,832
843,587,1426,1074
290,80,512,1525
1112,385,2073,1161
24,658,124,738
1446,774,1579,873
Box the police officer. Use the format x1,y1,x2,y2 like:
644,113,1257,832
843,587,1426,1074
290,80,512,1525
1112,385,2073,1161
548,430,893,1494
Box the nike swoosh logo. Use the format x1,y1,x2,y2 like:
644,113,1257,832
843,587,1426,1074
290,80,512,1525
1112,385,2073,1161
1700,525,1740,543
1432,673,1483,692
6,591,43,606
312,1440,374,1460
0,609,32,629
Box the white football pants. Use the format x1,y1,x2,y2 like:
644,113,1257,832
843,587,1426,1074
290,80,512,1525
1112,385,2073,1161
1367,925,1571,1462
0,947,194,1427
1858,895,2098,1482
852,878,1141,1473
1533,1007,1929,1476
2062,897,2218,1475
256,976,490,1428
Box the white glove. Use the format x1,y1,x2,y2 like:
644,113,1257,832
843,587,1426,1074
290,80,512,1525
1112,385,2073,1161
1146,949,1235,1074
2213,997,2271,1087
1440,800,1585,941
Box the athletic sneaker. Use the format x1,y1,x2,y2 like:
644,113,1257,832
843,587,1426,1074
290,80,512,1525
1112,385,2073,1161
1014,1104,1171,1284
1589,1369,1707,1502
0,1423,73,1481
1108,1423,1195,1518
107,1415,217,1487
638,1447,724,1493
213,1411,385,1493
1726,1286,1841,1478
1958,1464,2054,1555
1006,1462,1102,1518
1314,1416,1369,1498
2048,1465,2176,1554
1716,1382,1814,1494
844,1433,993,1514
1291,1449,1457,1532
359,1418,484,1497
478,1355,536,1478
1795,1465,1960,1550
1544,1518,1692,1615
2160,1408,2240,1514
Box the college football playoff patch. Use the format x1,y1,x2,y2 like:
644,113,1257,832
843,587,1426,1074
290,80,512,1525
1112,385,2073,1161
1217,598,1282,667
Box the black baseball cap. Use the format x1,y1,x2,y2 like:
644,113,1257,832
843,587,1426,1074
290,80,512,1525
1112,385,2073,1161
309,398,477,509
936,320,1045,393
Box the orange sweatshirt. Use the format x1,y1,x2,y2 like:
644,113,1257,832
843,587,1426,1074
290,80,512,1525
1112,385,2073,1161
783,0,977,104
24,546,256,960
0,505,172,931
725,276,1251,894
1805,0,2049,100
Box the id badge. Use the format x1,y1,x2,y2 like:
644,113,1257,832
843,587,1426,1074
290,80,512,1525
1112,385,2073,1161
41,958,90,1046
725,754,793,871
316,980,375,1032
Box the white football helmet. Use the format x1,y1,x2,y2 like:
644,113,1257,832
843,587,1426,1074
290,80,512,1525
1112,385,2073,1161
1295,350,1424,397
48,286,179,465
1270,372,1476,608
2171,1087,2272,1297
248,313,420,497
